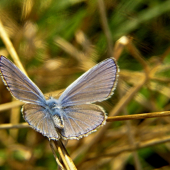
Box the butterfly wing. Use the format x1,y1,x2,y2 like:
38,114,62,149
59,104,106,139
0,56,46,104
59,58,118,107
22,104,59,140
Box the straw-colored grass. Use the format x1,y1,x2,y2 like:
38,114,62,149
0,0,170,169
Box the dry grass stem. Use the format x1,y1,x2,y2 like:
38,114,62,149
55,36,86,62
113,36,129,60
126,39,149,74
107,111,170,122
0,122,29,129
1,110,170,129
0,20,27,75
55,36,95,70
54,140,77,170
86,135,170,161
0,100,23,112
49,140,65,170
97,0,113,57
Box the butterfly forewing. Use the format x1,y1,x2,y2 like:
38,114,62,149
59,58,118,107
59,104,106,139
0,56,46,104
22,104,59,140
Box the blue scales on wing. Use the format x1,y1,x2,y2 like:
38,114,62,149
59,58,118,107
59,104,106,139
22,104,59,140
0,56,46,104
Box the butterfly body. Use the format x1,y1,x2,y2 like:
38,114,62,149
46,97,64,129
0,56,118,140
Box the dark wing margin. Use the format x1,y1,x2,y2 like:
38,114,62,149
59,58,118,107
59,104,106,140
22,104,59,140
0,56,46,104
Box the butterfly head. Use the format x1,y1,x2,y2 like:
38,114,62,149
46,97,60,110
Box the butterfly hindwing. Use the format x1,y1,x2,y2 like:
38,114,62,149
59,104,106,139
22,103,59,140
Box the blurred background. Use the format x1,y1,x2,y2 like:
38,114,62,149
0,0,170,169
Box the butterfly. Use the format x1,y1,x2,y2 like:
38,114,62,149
0,56,118,140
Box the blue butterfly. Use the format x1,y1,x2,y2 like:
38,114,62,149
0,56,118,140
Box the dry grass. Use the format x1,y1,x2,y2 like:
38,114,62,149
0,0,170,169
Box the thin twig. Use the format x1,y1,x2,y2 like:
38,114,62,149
2,110,170,130
118,81,142,170
55,36,86,62
54,140,77,170
113,36,129,60
0,20,27,75
97,0,113,57
109,76,147,117
10,107,20,139
149,45,170,77
0,100,23,112
107,111,170,122
0,122,29,129
49,140,65,170
124,111,142,170
85,135,170,161
126,39,149,75
55,36,95,70
159,46,170,62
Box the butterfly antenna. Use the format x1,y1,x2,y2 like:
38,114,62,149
44,94,51,99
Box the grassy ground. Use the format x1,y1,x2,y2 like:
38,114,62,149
0,0,170,169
